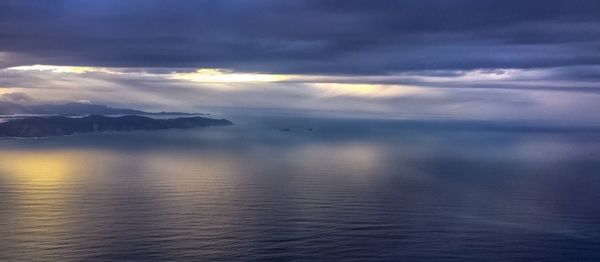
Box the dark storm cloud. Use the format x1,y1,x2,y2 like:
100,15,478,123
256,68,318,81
1,0,600,74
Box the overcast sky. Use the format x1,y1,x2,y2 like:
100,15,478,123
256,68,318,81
1,0,600,123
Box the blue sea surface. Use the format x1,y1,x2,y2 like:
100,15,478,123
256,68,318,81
0,115,599,261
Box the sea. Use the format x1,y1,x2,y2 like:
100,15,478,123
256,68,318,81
0,114,599,261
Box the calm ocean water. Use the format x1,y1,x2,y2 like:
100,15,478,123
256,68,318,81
0,115,599,261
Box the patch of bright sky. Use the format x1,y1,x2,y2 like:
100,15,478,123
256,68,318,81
311,83,438,97
169,69,288,83
6,65,122,74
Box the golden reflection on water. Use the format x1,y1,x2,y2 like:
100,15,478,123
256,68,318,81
0,149,124,184
0,149,117,259
0,152,74,184
0,151,76,257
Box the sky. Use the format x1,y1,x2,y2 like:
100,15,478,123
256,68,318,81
1,0,600,123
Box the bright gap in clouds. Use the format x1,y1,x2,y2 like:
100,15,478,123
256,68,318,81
6,65,121,74
5,64,542,86
7,65,289,83
169,69,288,83
4,64,440,97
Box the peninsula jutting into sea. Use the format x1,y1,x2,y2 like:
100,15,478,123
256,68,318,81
0,101,232,137
0,115,233,138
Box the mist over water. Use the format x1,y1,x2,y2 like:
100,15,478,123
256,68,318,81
0,115,599,261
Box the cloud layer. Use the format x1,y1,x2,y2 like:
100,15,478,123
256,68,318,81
1,1,599,124
2,0,600,73
2,66,600,124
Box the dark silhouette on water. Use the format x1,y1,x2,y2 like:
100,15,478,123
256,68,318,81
0,115,233,137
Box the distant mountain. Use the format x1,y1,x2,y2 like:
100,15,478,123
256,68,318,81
0,115,233,137
0,101,200,116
